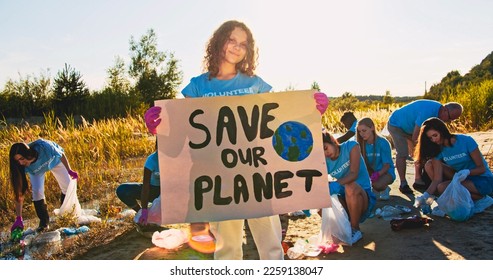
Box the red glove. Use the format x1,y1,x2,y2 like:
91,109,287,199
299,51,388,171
314,92,329,114
11,216,24,232
370,172,380,183
144,107,162,135
138,209,149,225
68,169,78,180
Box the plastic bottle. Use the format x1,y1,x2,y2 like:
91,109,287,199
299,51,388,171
421,204,432,215
10,228,23,242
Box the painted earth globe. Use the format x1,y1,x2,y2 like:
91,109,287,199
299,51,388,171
272,121,313,161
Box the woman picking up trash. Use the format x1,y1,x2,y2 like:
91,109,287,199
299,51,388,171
414,117,493,209
322,130,376,244
9,139,78,233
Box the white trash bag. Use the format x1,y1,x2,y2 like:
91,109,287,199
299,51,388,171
134,196,162,225
319,194,352,246
151,229,188,249
437,173,474,222
54,179,101,224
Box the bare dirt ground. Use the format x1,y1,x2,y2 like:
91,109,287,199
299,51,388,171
73,131,493,260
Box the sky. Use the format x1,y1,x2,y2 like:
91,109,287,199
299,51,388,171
1,0,492,97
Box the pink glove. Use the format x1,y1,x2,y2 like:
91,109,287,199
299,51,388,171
68,169,78,180
314,92,329,114
138,209,148,225
144,106,162,135
11,216,24,232
370,172,380,183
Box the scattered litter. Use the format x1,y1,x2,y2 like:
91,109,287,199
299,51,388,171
375,205,405,220
151,229,188,249
390,215,433,231
33,230,61,244
286,235,337,259
395,205,412,213
61,225,90,236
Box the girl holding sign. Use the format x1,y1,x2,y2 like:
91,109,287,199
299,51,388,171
145,20,329,259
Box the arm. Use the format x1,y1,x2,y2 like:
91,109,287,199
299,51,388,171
378,163,391,176
60,154,78,179
137,167,152,225
336,131,355,143
140,167,152,210
14,195,24,217
337,145,360,186
425,158,445,195
467,148,486,176
411,125,420,144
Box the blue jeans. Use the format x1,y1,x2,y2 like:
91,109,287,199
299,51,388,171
116,182,160,210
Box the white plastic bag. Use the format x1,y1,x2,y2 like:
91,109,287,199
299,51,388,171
54,179,101,224
437,173,474,222
134,196,162,225
151,229,188,249
319,194,352,246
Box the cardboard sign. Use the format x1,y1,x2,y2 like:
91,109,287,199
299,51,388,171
155,90,330,224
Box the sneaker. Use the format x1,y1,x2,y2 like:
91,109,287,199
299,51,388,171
351,229,363,244
399,184,413,194
379,187,390,201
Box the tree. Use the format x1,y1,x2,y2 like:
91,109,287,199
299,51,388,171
52,63,90,117
311,81,320,91
0,72,52,117
106,56,130,94
383,90,394,105
129,29,182,106
330,92,360,111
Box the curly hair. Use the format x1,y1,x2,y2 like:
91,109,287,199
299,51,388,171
203,20,257,79
414,117,454,165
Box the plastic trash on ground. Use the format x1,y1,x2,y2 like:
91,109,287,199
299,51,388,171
134,196,162,225
33,230,61,244
151,229,188,249
375,205,404,220
54,179,101,225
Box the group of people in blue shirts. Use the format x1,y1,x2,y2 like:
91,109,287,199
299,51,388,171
7,19,493,260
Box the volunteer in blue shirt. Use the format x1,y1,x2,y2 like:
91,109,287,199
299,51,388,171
144,20,329,259
322,130,376,244
116,143,161,223
414,117,493,208
356,117,396,200
337,111,357,143
387,99,462,194
9,139,79,232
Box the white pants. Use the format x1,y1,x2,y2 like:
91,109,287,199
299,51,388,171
209,215,284,260
29,162,70,201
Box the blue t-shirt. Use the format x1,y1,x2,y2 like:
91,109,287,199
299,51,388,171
144,152,160,186
182,72,272,98
326,141,371,190
363,136,396,180
388,99,442,134
25,139,64,175
436,134,493,178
